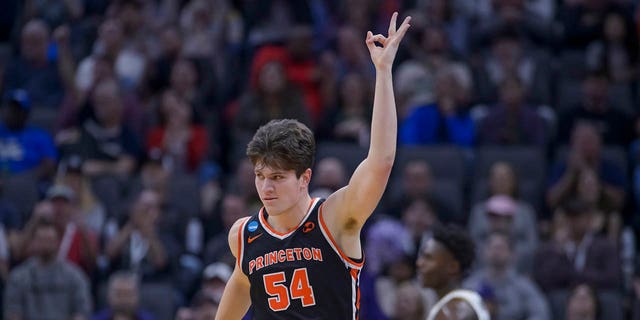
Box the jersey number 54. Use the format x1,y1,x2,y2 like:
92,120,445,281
263,268,316,311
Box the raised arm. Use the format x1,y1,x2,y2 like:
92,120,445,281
215,217,251,320
323,13,410,231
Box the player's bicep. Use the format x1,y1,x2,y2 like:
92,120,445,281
342,159,392,223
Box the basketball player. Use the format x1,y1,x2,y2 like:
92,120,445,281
214,12,411,320
416,224,490,320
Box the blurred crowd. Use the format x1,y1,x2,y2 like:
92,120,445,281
1,0,640,319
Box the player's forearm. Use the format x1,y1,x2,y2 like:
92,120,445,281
367,68,396,167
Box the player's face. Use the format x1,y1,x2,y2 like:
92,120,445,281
416,238,451,290
254,165,310,215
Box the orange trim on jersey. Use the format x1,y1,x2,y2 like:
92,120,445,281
259,198,317,237
236,218,250,269
350,268,361,320
318,204,365,268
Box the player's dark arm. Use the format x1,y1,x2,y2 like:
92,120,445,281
325,13,411,230
215,218,251,320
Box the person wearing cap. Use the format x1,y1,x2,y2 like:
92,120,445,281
463,231,551,320
469,194,538,274
201,262,232,302
46,184,98,275
0,88,57,179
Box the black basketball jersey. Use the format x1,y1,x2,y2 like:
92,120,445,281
238,198,364,320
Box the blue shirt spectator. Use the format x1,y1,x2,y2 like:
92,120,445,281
400,103,474,147
0,89,57,176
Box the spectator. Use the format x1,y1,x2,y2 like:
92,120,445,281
46,184,98,275
386,160,455,222
464,232,551,320
412,0,470,57
395,25,467,118
146,90,208,173
203,193,246,267
0,89,57,179
471,0,554,48
365,219,414,318
560,0,629,49
200,262,232,303
556,71,634,146
147,25,182,94
472,28,551,105
75,18,146,95
58,78,140,179
566,283,599,320
225,158,262,213
317,72,371,145
4,219,92,320
232,46,311,147
310,157,347,199
586,11,639,85
56,155,107,233
333,25,376,82
574,167,622,241
399,64,474,147
400,197,439,252
477,75,547,146
533,199,621,293
189,290,220,320
392,282,426,320
469,194,538,274
285,24,327,123
106,189,180,282
3,19,73,109
91,271,155,320
547,122,626,211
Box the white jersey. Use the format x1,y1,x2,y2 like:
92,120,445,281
427,289,491,320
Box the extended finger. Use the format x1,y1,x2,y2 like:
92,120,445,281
388,12,398,36
395,16,412,41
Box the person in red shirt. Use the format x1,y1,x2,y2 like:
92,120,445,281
146,90,208,173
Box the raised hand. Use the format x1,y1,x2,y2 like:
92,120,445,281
365,12,411,71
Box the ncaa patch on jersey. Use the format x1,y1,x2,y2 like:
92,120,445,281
247,221,259,232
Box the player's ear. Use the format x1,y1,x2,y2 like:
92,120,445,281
300,168,312,187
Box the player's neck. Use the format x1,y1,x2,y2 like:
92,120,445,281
267,194,313,233
436,280,460,300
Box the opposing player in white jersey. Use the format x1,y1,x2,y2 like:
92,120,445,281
417,224,490,320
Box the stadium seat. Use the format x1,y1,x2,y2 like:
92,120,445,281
396,145,468,186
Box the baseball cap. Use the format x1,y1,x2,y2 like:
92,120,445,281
202,262,232,283
486,195,516,216
46,184,75,201
5,89,31,111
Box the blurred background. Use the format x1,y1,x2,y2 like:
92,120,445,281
0,0,639,319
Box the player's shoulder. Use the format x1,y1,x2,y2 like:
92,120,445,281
228,216,251,257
